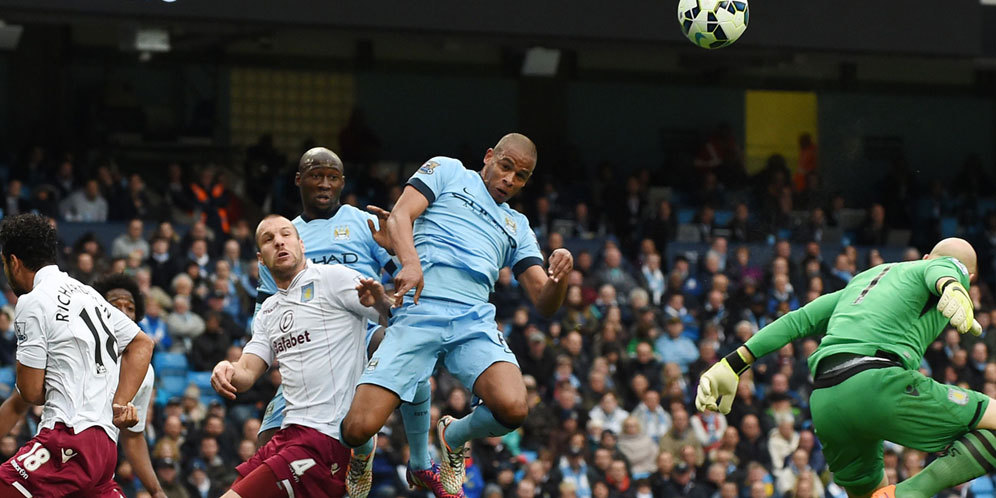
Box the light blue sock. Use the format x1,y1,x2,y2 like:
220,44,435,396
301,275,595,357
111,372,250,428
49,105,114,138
443,403,514,449
339,423,375,455
354,436,375,456
400,379,433,471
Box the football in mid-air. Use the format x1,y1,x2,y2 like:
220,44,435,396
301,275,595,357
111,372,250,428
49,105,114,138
677,0,749,50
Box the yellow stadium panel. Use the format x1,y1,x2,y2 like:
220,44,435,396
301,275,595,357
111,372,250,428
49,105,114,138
745,90,818,175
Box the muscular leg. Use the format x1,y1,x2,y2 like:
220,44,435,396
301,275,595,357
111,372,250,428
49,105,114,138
0,481,26,498
363,325,432,469
367,328,386,359
257,428,278,448
443,361,527,449
340,384,401,448
888,400,996,498
226,464,286,498
399,379,433,470
846,475,888,498
976,398,996,429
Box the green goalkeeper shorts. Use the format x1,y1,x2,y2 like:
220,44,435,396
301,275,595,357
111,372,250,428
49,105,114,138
809,366,989,495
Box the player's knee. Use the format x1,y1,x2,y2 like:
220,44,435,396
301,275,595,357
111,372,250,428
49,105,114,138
256,428,277,448
493,398,529,429
367,328,386,358
340,415,376,447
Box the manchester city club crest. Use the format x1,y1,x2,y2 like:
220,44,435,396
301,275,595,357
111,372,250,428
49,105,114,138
301,282,315,303
333,225,350,241
504,216,517,235
418,160,440,175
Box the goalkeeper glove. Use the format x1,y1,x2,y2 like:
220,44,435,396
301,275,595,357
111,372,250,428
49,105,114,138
696,349,751,414
937,278,981,336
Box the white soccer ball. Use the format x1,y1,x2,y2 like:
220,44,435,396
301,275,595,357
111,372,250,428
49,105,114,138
677,0,749,50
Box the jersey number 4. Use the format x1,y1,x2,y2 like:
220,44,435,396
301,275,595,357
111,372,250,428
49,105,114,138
78,307,119,374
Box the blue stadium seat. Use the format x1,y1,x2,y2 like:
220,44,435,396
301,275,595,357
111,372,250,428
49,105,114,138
187,371,213,393
0,366,14,398
158,375,188,400
978,199,996,215
714,210,733,226
200,393,223,408
153,353,189,378
682,326,700,342
940,217,959,238
677,208,696,224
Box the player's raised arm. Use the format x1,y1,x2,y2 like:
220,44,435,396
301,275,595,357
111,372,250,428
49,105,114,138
696,289,842,414
365,205,395,256
517,248,574,317
386,186,430,305
923,241,980,335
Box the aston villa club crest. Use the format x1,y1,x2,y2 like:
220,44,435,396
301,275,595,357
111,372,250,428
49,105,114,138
301,282,315,303
504,216,517,235
333,225,350,241
418,160,440,175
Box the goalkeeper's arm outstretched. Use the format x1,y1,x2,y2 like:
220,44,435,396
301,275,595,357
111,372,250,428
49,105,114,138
696,238,996,498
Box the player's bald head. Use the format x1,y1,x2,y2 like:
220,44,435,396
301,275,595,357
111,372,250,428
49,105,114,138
255,214,300,249
928,237,977,276
494,133,537,163
298,147,343,173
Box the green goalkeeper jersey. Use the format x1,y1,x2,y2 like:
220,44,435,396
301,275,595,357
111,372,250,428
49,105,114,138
744,257,971,372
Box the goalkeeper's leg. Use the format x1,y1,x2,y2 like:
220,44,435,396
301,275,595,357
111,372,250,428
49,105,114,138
884,429,996,498
887,402,996,498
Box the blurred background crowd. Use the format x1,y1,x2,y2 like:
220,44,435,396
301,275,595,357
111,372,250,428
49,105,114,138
0,1,995,497
0,126,995,498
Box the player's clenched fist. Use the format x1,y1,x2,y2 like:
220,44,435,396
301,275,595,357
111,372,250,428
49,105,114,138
547,248,573,283
112,402,138,428
937,278,982,335
696,349,751,414
211,360,239,400
696,362,739,414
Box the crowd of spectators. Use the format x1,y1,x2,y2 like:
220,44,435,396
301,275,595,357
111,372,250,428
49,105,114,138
1,137,996,498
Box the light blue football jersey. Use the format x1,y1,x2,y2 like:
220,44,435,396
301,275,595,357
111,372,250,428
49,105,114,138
406,156,543,305
255,205,394,307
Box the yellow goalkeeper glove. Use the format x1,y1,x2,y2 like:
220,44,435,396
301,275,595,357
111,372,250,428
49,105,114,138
696,349,751,414
937,278,981,336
